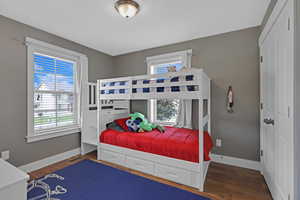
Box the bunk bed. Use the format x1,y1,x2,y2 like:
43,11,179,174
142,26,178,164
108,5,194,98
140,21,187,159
84,68,211,191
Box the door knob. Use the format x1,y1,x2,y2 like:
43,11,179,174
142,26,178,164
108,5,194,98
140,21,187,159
264,118,275,125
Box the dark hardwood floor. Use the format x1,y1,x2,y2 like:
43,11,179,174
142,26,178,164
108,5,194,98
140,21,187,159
29,152,272,200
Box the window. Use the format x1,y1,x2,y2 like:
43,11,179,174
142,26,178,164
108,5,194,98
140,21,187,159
27,38,88,142
33,54,76,130
146,50,192,125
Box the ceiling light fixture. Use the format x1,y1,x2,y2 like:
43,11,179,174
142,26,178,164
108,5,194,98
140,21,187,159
115,0,140,18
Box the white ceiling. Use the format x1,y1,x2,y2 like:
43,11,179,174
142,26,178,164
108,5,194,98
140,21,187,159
0,0,270,56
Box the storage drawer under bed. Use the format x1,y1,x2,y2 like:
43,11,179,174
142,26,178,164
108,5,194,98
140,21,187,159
155,164,192,186
99,147,201,188
101,149,125,166
126,156,154,175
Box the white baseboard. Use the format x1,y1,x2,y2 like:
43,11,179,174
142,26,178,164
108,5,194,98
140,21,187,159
211,154,261,171
18,148,81,173
17,149,260,173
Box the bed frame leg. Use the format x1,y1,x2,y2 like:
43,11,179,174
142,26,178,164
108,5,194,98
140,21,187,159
198,165,204,192
97,145,101,160
199,184,204,192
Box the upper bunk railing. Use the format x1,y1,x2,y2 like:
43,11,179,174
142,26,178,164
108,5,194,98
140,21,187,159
97,68,210,100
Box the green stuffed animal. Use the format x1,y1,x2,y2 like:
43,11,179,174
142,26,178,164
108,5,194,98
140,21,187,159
129,112,165,133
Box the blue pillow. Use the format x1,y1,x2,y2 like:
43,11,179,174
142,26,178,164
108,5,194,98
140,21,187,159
106,122,125,132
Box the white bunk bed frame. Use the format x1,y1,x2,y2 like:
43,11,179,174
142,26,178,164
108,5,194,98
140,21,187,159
96,68,211,191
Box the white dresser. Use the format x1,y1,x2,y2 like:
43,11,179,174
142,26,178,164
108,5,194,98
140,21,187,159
0,159,29,200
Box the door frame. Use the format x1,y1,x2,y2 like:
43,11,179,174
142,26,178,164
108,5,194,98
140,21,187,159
259,0,295,199
259,45,264,175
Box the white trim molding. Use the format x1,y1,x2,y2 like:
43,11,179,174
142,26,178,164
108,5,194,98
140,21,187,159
26,37,88,143
26,127,80,143
18,148,80,173
211,154,261,171
25,37,87,59
259,0,288,46
146,49,192,70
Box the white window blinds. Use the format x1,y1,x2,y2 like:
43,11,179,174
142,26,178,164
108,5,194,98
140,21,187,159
33,53,78,131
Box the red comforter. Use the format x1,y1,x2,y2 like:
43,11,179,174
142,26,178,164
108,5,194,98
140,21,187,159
100,126,213,163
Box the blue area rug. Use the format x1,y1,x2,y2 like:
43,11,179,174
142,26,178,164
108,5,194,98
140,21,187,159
27,160,210,200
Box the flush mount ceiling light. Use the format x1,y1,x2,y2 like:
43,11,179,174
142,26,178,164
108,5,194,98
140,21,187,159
115,0,140,18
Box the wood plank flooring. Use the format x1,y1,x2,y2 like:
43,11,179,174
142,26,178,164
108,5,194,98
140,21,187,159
29,152,272,200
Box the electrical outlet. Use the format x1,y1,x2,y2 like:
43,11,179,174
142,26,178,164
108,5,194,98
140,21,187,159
216,139,222,147
1,150,10,160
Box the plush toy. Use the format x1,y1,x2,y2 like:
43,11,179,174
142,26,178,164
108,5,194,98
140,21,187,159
126,119,139,132
127,112,165,133
129,112,155,132
180,66,189,72
167,66,177,72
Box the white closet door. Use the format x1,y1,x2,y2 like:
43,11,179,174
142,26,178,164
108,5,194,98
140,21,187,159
260,1,294,199
260,26,276,194
273,1,293,199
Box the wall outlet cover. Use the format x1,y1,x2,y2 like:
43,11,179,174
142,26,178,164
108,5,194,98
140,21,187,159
1,150,10,160
216,139,222,147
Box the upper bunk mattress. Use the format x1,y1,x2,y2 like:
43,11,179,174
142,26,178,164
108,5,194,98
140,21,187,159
100,126,213,163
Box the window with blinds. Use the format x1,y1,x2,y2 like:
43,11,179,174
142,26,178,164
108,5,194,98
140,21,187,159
146,50,192,125
33,53,78,131
150,62,182,124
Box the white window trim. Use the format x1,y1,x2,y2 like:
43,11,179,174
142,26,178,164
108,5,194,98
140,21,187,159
146,49,192,125
26,37,88,143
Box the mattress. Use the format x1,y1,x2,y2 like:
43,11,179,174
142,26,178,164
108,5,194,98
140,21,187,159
100,126,213,163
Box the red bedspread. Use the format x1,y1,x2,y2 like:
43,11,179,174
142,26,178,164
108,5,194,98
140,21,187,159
100,126,213,163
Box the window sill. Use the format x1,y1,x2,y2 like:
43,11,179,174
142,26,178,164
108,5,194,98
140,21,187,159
155,121,176,127
26,126,80,143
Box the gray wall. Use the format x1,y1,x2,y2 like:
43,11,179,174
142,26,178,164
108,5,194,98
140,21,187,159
0,15,114,166
113,27,261,161
0,15,263,165
294,0,300,199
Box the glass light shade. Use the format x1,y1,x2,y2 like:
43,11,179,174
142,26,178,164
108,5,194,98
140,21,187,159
115,0,140,18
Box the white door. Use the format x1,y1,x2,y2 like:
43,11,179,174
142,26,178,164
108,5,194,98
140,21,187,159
273,2,293,199
260,26,276,195
260,1,294,199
